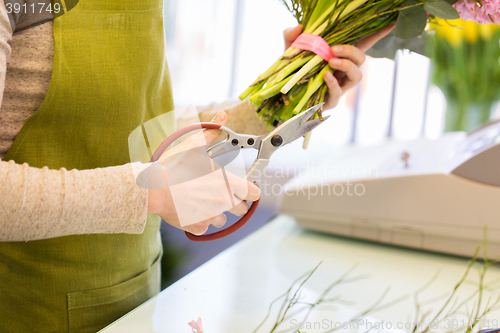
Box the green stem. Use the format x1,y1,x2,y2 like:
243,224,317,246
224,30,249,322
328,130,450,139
239,58,285,99
280,0,370,95
305,5,338,34
246,81,266,99
280,84,308,122
293,66,332,114
302,131,312,149
339,0,369,20
302,113,319,149
250,76,294,106
269,56,313,87
282,55,325,94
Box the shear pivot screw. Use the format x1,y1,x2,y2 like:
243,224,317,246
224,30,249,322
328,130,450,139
247,138,255,145
231,139,239,146
271,135,283,147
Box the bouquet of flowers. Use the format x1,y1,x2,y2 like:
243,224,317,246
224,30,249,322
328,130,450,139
239,0,461,128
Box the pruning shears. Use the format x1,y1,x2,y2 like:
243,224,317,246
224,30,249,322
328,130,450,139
150,103,329,242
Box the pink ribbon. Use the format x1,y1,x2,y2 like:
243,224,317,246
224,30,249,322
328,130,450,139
291,33,337,62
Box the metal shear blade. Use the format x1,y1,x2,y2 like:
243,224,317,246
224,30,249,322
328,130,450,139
206,103,328,160
258,103,326,159
285,115,330,145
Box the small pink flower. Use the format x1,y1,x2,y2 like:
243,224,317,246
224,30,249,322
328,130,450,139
188,317,203,333
453,0,500,24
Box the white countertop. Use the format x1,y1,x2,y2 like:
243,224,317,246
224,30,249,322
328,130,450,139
101,215,500,333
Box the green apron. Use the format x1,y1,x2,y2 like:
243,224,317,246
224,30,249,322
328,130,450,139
0,0,175,331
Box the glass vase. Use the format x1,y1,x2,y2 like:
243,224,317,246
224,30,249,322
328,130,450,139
445,100,493,132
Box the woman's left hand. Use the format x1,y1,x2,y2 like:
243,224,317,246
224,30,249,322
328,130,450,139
283,24,395,110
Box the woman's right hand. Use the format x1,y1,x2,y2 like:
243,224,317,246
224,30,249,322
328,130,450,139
146,111,260,235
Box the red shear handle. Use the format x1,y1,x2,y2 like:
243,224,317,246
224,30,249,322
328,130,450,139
150,122,259,242
185,198,259,242
149,122,222,163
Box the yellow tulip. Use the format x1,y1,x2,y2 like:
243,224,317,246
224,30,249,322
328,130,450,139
428,18,496,46
479,22,500,39
433,19,464,47
463,20,479,43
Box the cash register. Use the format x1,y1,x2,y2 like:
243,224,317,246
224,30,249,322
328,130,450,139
280,121,500,258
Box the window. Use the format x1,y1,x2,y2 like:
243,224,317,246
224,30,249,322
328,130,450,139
164,0,447,147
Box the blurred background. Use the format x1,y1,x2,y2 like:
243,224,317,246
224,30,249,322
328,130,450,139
159,0,500,289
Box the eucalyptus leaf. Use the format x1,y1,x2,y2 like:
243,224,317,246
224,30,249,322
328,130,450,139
366,32,433,59
424,0,459,19
394,0,427,39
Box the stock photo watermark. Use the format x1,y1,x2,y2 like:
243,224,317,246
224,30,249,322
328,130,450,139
290,318,500,331
257,162,379,180
260,179,366,198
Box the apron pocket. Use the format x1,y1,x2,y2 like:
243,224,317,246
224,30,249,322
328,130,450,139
67,254,161,333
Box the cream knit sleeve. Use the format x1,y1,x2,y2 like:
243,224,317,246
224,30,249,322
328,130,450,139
0,2,149,242
0,161,150,241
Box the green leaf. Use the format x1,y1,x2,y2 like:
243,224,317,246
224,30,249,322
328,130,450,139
424,0,459,19
443,0,459,5
394,0,427,39
366,32,434,59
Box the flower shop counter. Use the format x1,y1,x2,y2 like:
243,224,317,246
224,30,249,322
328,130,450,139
101,215,500,333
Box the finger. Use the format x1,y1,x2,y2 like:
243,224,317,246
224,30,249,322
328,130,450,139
202,111,228,144
184,214,226,235
284,24,303,50
185,221,210,236
355,24,395,52
331,45,366,67
210,214,227,228
226,173,261,202
328,58,362,91
211,110,227,125
227,200,249,216
324,71,343,109
187,111,227,148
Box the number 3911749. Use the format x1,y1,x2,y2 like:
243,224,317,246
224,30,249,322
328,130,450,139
5,2,61,14
444,319,499,330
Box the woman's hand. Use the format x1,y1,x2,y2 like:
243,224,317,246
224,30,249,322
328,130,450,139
146,111,260,236
283,24,395,110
